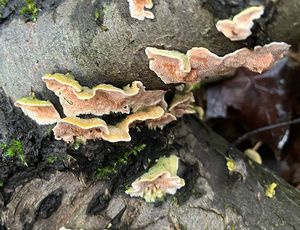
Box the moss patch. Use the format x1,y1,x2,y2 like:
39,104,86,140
95,144,146,178
19,0,39,22
0,139,27,166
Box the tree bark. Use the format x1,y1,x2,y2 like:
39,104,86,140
1,113,300,229
1,0,300,229
1,0,300,101
1,85,300,229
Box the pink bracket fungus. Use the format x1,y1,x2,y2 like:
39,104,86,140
126,155,185,202
53,117,109,144
145,47,191,84
146,113,177,130
53,106,165,143
216,6,265,41
146,42,290,84
42,73,166,117
14,96,60,125
127,0,154,20
146,92,196,129
168,92,195,118
101,106,164,142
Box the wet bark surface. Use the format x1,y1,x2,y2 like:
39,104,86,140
1,88,300,229
1,0,300,229
1,0,300,102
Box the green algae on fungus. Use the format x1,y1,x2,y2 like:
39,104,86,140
126,155,185,202
42,73,167,117
53,106,165,143
14,96,60,125
146,43,290,84
146,91,196,130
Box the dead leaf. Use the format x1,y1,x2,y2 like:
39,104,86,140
205,58,300,158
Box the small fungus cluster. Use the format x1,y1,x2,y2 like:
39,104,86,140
216,6,265,41
15,74,196,144
42,73,167,117
127,0,154,20
14,96,60,125
146,42,290,84
126,155,185,202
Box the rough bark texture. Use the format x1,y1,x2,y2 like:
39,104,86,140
1,0,300,101
1,115,300,230
1,0,300,229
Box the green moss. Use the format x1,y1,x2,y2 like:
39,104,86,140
0,0,8,8
0,0,8,18
19,0,39,22
94,9,101,21
0,180,3,187
94,5,109,32
0,139,27,166
95,144,146,178
47,155,59,164
95,165,117,178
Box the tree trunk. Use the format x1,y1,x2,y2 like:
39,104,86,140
1,0,300,101
1,0,300,229
0,88,300,229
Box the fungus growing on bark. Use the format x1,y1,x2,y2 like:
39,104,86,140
265,183,277,198
101,106,165,142
146,47,191,84
244,148,262,165
53,106,164,143
146,42,290,84
226,157,247,180
53,117,109,144
146,92,196,129
216,6,265,41
127,0,154,20
126,155,185,202
14,97,60,125
146,113,176,130
43,73,166,117
168,92,195,118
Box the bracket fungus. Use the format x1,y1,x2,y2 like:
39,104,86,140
42,73,166,117
14,97,60,125
53,106,165,143
15,72,197,143
126,155,185,202
101,106,165,142
168,92,195,118
127,0,154,20
53,117,109,144
146,42,290,84
216,6,265,41
146,92,196,129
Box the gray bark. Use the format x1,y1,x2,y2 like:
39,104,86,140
1,0,300,101
1,0,300,229
2,117,300,229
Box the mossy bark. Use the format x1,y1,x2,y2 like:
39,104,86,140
1,113,300,229
1,0,300,229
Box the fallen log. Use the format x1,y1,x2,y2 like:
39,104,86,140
0,88,299,229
